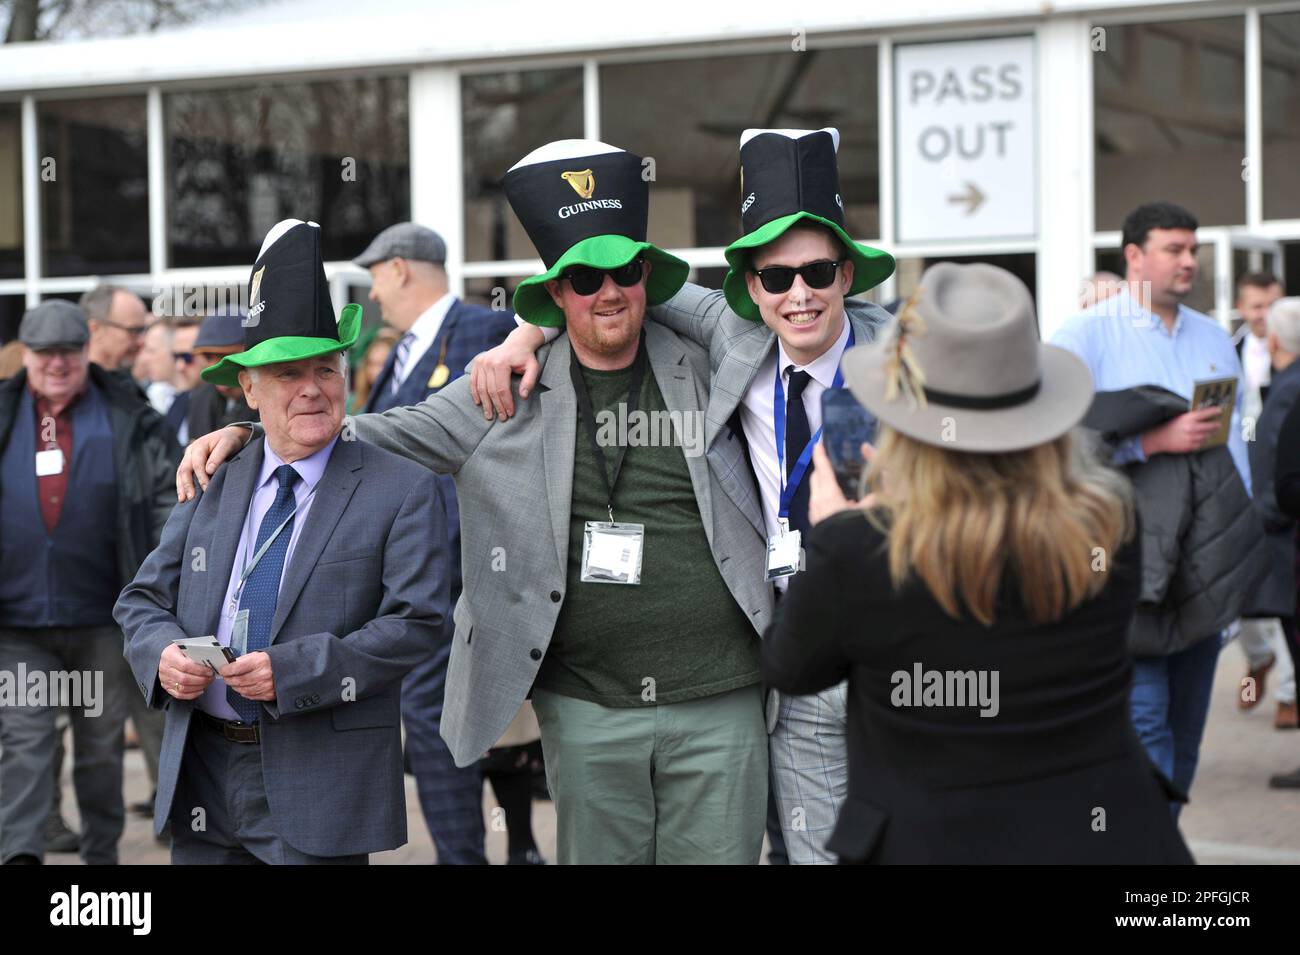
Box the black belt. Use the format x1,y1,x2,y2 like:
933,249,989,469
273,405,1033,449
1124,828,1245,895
196,709,261,744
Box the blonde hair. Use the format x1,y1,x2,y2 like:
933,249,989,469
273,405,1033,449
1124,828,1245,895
863,425,1134,626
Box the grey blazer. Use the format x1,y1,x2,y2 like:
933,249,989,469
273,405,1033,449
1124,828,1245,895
114,436,448,857
349,321,773,766
649,282,894,540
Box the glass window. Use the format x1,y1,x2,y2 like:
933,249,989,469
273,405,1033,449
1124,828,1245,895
464,276,525,313
462,69,584,263
0,294,25,346
1094,17,1246,230
895,252,1037,321
0,105,21,280
166,76,410,269
39,96,149,277
1262,13,1300,221
601,47,880,251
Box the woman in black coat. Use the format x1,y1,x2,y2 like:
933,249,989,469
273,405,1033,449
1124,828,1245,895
761,263,1192,865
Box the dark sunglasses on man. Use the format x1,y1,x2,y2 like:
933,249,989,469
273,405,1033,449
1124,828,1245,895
752,259,844,294
560,257,645,297
173,352,195,365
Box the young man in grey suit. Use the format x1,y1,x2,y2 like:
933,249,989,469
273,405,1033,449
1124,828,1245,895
178,142,773,864
118,219,447,863
472,128,896,864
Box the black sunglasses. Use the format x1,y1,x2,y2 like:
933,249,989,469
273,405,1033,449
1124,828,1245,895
173,352,194,365
561,258,645,296
752,259,843,294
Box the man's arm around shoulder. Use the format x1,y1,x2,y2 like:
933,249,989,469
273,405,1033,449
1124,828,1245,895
262,466,448,718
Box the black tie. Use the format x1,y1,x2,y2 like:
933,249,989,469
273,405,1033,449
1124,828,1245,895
784,369,813,537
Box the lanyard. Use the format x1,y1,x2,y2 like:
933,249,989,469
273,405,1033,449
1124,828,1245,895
569,333,648,524
773,325,854,522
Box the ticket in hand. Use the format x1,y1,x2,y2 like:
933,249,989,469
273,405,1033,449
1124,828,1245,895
173,636,236,675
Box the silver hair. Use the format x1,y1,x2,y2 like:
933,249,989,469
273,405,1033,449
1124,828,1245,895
1267,297,1300,357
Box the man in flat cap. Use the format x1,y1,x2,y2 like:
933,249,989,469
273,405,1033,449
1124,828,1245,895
353,222,517,864
0,300,178,864
118,219,446,863
179,144,773,864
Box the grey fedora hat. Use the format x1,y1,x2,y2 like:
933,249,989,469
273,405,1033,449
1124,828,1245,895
841,263,1094,453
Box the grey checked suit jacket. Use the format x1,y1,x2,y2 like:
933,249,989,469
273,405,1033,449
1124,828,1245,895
649,282,894,541
115,436,448,857
349,321,773,767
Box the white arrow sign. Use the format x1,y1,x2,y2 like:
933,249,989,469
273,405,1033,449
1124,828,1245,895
894,35,1037,243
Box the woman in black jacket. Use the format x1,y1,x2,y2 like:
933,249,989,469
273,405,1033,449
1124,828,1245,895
762,263,1192,864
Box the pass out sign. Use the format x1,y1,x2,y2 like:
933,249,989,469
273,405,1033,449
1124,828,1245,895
894,35,1036,243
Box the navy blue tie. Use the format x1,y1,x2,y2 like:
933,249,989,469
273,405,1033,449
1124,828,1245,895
228,464,299,723
785,370,814,538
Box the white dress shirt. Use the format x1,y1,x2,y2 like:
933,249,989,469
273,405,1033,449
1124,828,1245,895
739,317,852,590
1241,331,1272,421
395,292,455,386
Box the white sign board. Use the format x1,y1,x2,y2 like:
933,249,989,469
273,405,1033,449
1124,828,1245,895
894,36,1037,243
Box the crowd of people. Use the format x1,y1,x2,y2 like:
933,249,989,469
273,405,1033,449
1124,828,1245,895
0,125,1296,865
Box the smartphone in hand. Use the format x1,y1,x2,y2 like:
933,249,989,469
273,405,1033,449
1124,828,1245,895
821,388,877,499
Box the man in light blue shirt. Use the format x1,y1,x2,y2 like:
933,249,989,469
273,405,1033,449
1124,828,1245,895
1052,201,1247,814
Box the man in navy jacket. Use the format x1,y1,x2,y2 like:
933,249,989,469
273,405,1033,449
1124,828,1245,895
354,222,516,864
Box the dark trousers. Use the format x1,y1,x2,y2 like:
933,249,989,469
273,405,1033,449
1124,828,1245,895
401,648,486,864
0,626,127,864
169,718,366,865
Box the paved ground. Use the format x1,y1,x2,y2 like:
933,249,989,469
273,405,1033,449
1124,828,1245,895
38,644,1300,865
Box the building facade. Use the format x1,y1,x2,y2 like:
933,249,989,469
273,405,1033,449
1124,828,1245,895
0,0,1297,339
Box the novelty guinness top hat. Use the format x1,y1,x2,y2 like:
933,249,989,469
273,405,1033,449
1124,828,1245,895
723,128,895,321
503,140,689,327
201,219,361,387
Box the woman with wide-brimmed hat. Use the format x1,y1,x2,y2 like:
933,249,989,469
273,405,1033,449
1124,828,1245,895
761,262,1193,864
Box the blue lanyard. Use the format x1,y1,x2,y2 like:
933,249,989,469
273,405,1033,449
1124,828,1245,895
774,325,854,522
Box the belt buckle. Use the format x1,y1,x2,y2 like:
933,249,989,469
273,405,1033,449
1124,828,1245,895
225,721,260,744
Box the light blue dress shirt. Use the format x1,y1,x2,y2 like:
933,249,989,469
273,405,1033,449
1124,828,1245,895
1051,288,1250,488
198,434,340,719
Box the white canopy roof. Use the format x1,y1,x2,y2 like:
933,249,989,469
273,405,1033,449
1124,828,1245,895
0,0,1206,94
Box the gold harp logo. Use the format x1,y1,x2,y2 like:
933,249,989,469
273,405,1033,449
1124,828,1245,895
249,266,266,306
561,169,596,200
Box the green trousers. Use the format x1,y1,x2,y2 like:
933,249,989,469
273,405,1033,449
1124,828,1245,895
532,683,768,864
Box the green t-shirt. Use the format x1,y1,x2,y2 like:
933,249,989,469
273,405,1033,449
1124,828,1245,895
534,357,761,707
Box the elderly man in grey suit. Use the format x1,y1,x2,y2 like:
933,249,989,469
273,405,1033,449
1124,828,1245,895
180,142,773,865
473,129,896,864
118,220,446,864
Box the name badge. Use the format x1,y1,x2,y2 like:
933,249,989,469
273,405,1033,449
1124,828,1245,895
230,609,250,657
35,448,64,476
581,521,644,585
765,528,802,581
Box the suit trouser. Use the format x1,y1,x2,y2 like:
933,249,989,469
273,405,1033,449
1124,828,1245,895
0,626,127,864
533,683,767,864
168,717,366,865
401,647,486,864
768,681,850,865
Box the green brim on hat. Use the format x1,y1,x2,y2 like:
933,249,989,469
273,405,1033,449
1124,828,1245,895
200,303,363,387
721,212,896,322
513,235,690,327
